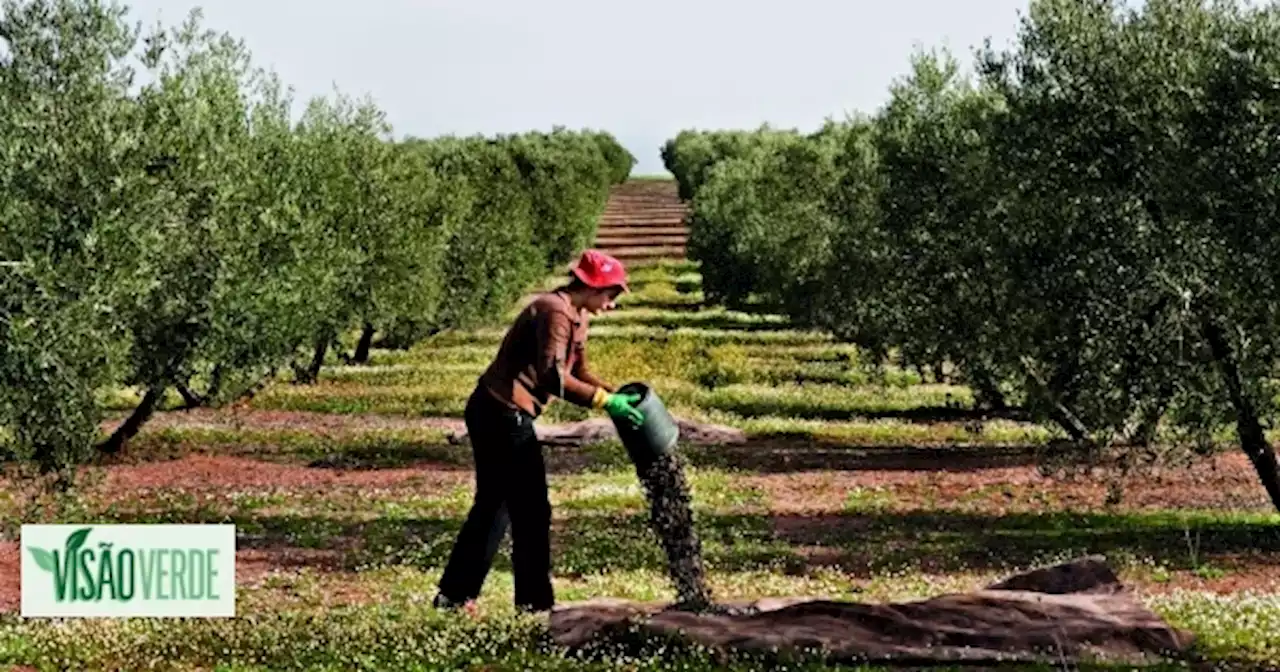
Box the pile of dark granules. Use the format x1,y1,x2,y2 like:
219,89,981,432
634,451,756,616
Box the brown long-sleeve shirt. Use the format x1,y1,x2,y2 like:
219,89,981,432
477,290,614,418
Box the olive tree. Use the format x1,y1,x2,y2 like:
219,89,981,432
344,139,450,365
838,51,1014,402
660,127,799,201
416,135,543,332
289,94,454,378
96,11,346,450
975,0,1280,509
515,128,617,271
590,130,637,185
688,125,848,316
0,0,149,472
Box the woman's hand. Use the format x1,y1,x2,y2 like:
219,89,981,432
601,392,645,427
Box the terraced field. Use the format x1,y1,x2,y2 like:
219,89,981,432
2,261,1279,670
591,179,688,266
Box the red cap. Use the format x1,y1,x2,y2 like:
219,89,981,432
571,249,629,292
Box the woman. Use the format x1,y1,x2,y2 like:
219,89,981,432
433,249,645,613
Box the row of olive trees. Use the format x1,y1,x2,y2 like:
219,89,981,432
0,0,633,475
664,0,1280,512
662,123,853,315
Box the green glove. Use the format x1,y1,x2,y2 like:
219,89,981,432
602,392,645,427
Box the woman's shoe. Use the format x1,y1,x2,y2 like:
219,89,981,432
432,593,465,610
433,593,480,617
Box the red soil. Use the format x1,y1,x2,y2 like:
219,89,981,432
0,542,15,614
0,453,471,614
1,422,1275,614
745,452,1272,514
106,407,467,435
100,454,468,492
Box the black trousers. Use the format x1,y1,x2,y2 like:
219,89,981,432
437,388,554,610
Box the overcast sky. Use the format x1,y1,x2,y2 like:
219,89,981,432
120,0,1031,174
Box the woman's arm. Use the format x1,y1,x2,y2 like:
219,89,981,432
537,308,603,407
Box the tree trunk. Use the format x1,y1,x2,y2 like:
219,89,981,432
176,379,203,409
1202,318,1280,513
352,322,376,364
1117,296,1174,447
966,363,1009,413
1124,385,1172,448
1020,356,1090,443
295,337,329,385
377,323,441,351
176,366,224,409
1129,402,1167,448
1046,402,1091,445
98,385,166,455
233,367,276,404
1048,355,1083,427
205,365,224,402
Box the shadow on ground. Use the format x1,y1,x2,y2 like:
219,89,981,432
703,398,1029,424
678,441,1042,473
289,439,1046,474
116,426,1048,474
596,314,788,332
82,507,1280,579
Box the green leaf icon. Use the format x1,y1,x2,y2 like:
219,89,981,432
27,547,55,573
66,527,92,554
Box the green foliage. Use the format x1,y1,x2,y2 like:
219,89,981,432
511,129,615,270
687,124,850,315
661,0,1280,510
404,130,621,336
963,0,1280,458
412,135,542,333
825,51,1011,407
120,13,333,408
660,126,799,201
589,130,637,185
290,93,450,373
0,0,623,472
0,0,150,470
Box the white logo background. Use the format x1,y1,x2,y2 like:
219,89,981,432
21,524,236,618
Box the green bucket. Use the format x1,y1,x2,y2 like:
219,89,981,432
611,381,680,472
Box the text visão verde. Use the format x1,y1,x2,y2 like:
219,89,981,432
49,546,221,602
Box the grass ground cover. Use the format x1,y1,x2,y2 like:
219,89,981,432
3,261,1279,670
